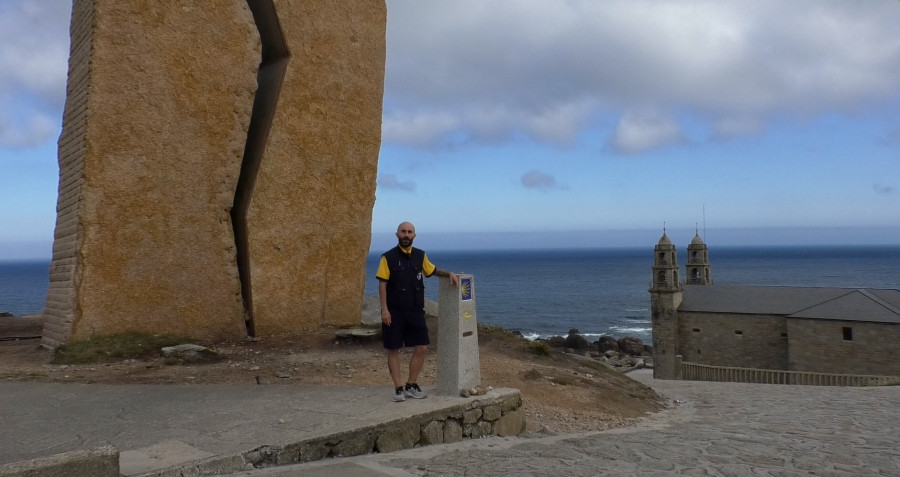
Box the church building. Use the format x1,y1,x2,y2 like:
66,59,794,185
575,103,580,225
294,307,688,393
649,232,900,380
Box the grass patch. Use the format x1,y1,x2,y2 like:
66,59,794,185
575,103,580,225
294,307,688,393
526,340,550,356
523,368,542,380
52,332,191,364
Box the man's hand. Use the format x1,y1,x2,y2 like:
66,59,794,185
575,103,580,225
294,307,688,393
449,272,460,287
379,280,390,325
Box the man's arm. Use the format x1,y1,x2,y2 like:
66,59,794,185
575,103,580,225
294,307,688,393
422,253,459,287
432,268,460,287
378,279,391,326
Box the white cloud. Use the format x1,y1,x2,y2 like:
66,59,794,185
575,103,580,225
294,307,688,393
873,184,895,195
382,111,460,147
384,0,900,151
378,173,416,192
610,111,683,155
520,170,561,191
0,0,70,149
0,112,59,149
712,116,765,140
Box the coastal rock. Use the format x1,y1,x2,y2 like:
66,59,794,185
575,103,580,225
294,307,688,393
618,337,645,356
596,335,619,353
565,330,592,350
543,336,567,348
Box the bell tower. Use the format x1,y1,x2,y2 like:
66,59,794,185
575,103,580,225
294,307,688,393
649,229,682,379
685,231,712,285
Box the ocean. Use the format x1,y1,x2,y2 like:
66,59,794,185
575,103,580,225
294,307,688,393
4,245,899,343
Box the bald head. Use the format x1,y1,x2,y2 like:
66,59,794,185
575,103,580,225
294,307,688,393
396,222,416,249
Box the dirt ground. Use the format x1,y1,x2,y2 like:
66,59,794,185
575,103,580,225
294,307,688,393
0,315,665,434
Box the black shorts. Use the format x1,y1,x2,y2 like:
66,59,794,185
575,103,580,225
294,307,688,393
382,309,430,350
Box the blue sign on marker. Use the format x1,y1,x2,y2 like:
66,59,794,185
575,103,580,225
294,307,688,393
460,278,472,301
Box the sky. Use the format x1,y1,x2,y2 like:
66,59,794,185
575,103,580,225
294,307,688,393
2,0,900,260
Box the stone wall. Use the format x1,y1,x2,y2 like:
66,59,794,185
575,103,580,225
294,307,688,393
137,390,524,477
787,319,900,376
649,291,682,380
44,0,385,346
677,312,789,370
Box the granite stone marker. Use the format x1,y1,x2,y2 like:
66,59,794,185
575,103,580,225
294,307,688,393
42,0,385,347
436,275,481,395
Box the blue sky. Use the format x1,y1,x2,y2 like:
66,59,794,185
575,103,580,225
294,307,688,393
2,0,900,260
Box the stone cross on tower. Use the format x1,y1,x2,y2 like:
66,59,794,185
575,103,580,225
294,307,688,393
649,230,684,380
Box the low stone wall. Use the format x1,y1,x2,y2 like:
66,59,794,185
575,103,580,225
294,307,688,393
0,446,118,477
137,389,524,477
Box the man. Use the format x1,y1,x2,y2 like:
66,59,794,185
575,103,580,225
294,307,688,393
376,221,459,402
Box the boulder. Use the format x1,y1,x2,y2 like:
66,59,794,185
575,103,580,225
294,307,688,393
564,330,591,350
596,335,619,353
360,295,381,326
618,336,645,356
543,336,567,348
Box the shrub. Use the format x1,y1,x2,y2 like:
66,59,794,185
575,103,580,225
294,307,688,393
526,341,550,356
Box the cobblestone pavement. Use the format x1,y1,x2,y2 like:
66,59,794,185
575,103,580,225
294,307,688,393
225,369,900,476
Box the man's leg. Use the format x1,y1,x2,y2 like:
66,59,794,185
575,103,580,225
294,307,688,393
407,345,427,385
387,348,403,387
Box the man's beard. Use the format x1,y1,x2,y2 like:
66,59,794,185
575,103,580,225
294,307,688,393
398,237,413,248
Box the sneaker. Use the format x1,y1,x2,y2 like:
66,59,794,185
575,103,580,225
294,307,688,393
404,383,427,399
393,386,406,402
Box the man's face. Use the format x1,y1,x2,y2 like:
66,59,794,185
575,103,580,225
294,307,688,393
396,223,416,249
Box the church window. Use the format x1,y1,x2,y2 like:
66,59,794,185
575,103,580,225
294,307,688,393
692,328,700,333
842,327,853,341
734,330,743,337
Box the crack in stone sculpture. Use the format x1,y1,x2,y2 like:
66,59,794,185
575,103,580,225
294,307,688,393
233,0,290,337
42,1,386,347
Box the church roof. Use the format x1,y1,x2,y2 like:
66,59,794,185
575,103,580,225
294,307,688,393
690,233,705,245
680,285,900,324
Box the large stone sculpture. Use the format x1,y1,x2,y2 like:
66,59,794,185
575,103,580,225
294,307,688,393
42,0,385,347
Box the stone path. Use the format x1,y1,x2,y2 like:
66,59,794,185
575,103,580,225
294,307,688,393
228,369,900,476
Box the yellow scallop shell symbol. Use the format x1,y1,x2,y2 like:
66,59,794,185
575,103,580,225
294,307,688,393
460,279,471,300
